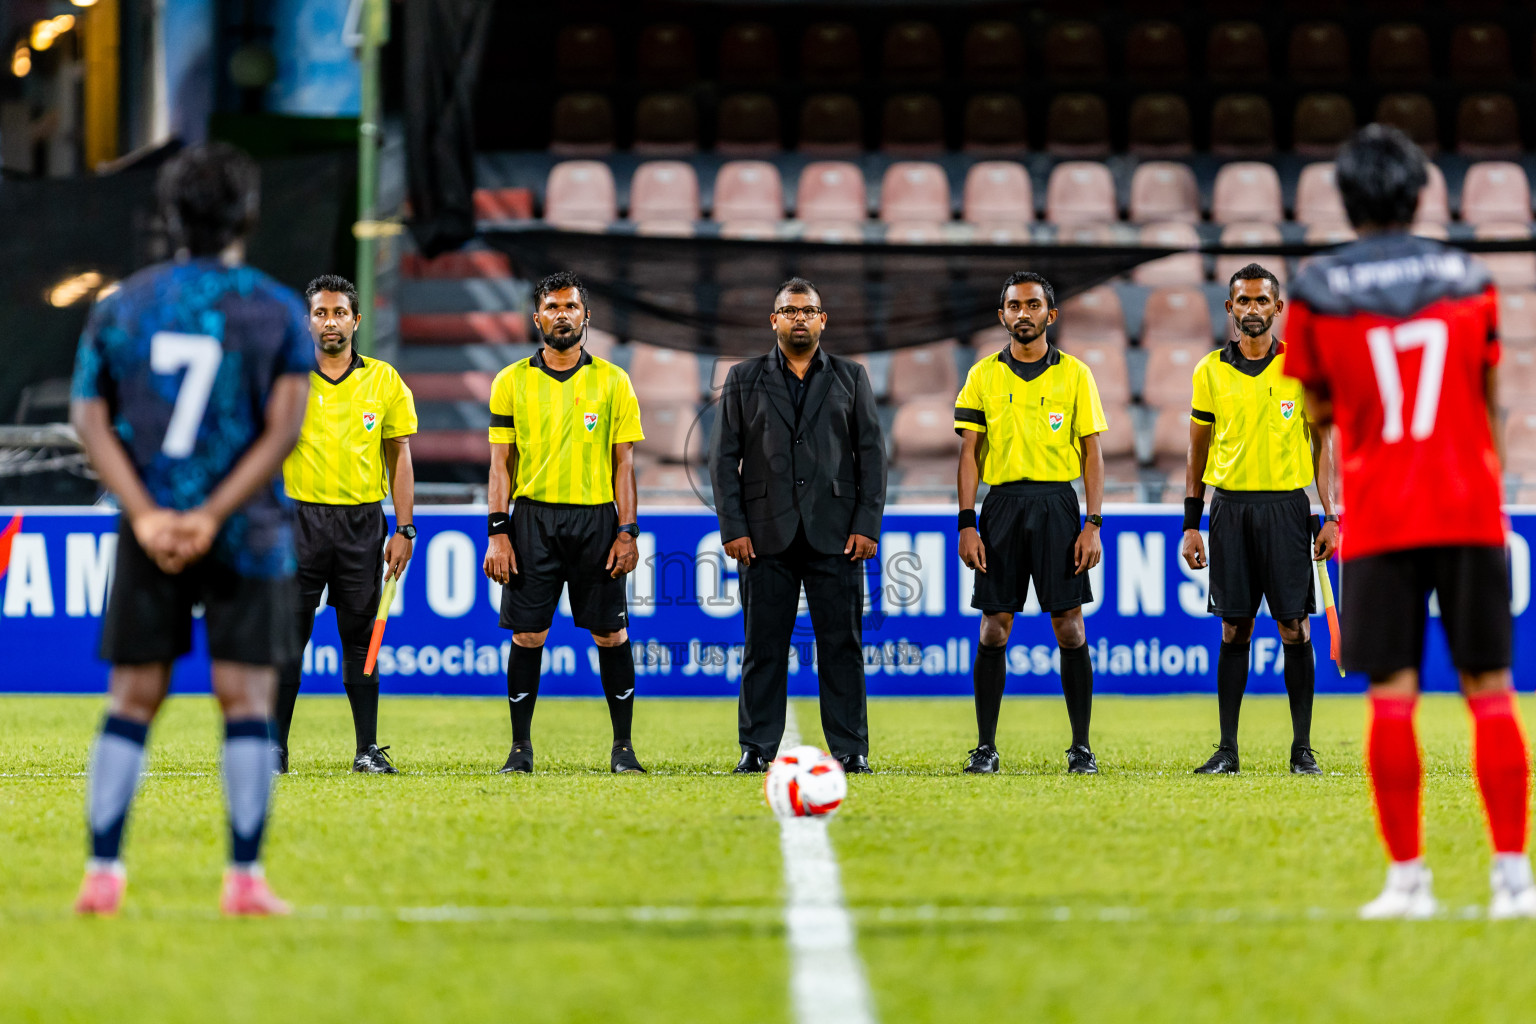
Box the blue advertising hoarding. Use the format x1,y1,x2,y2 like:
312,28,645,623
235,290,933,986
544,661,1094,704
0,506,1530,696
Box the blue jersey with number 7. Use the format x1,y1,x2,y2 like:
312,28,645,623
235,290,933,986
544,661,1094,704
70,258,314,576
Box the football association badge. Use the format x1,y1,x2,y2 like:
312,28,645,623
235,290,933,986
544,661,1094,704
1048,411,1064,432
361,412,377,432
1279,400,1295,420
584,411,600,432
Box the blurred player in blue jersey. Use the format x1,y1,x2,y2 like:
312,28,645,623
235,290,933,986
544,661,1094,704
68,143,313,916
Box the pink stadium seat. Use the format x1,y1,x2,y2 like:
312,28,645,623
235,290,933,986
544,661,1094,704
1500,340,1536,395
962,94,1028,153
1370,23,1431,86
709,356,746,392
1128,94,1194,157
1045,162,1117,224
802,222,863,243
963,161,1033,226
1215,223,1287,286
894,460,958,504
971,223,1032,245
1505,408,1536,473
636,462,702,501
1411,222,1450,240
1046,94,1111,157
891,397,959,463
1417,163,1451,223
549,93,615,156
798,94,863,154
1142,287,1212,346
629,162,700,224
881,93,946,155
410,431,491,465
886,222,945,243
1210,94,1275,157
888,341,960,406
1499,291,1536,345
400,372,494,404
636,401,704,464
1129,162,1200,223
1057,286,1127,345
1475,223,1536,290
1147,343,1214,453
713,161,784,223
544,161,617,227
1125,20,1188,86
1461,162,1532,225
962,21,1025,84
880,162,950,223
628,344,703,404
719,221,779,240
796,162,867,223
1133,222,1204,287
1211,162,1283,224
1294,162,1346,226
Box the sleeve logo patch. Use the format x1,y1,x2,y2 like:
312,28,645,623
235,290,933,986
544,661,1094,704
583,411,600,432
1279,400,1295,420
1047,411,1065,432
361,412,378,432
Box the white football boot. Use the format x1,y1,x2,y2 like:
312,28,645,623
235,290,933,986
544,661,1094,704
1489,855,1536,920
1359,860,1438,920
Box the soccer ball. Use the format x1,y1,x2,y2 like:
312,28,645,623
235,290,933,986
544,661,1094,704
764,745,847,819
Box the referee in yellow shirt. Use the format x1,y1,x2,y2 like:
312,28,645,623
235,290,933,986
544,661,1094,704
955,271,1108,776
481,272,646,775
277,275,418,774
1181,264,1337,776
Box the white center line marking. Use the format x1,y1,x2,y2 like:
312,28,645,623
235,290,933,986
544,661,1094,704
778,704,878,1024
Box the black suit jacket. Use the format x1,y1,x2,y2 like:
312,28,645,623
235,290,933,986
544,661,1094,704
709,347,887,557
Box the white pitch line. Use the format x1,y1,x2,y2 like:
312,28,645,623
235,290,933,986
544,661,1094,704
778,704,878,1024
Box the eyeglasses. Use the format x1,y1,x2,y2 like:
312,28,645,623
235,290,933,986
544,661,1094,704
773,306,824,320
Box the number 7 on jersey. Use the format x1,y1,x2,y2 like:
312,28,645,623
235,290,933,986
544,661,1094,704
149,331,224,458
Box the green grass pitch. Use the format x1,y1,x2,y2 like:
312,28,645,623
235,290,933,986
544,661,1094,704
4,693,1536,1023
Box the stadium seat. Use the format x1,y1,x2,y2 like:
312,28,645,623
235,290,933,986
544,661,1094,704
1475,223,1536,290
893,460,958,504
1500,291,1536,345
629,162,700,224
1411,221,1450,241
1458,94,1522,158
1210,94,1275,156
1129,162,1200,223
410,431,491,465
401,248,511,279
796,161,867,223
714,161,784,223
549,93,615,155
963,161,1033,226
472,189,533,222
1125,20,1188,85
1294,162,1346,226
1127,94,1194,157
1292,93,1355,157
1215,223,1287,286
1450,23,1511,86
1133,222,1204,287
891,398,958,464
1045,21,1107,83
715,94,781,155
1207,21,1269,84
1142,287,1213,345
1304,222,1356,245
1045,162,1117,224
637,400,704,464
889,341,961,406
972,223,1032,245
962,94,1028,153
881,94,945,154
962,21,1025,84
802,222,863,243
1057,286,1127,345
1369,23,1432,86
398,313,528,346
801,22,862,85
1461,162,1531,225
544,161,617,227
719,22,779,86
1146,344,1212,450
885,222,945,244
1417,163,1451,224
629,344,703,405
633,93,698,154
636,462,703,501
400,372,494,404
1056,223,1117,247
880,162,950,224
1502,341,1536,397
1063,340,1132,451
708,356,746,393
798,94,863,154
882,21,944,83
1211,163,1283,224
1505,409,1536,473
636,24,696,87
554,25,614,86
1288,22,1349,85
1375,93,1439,156
583,327,618,362
1045,94,1111,158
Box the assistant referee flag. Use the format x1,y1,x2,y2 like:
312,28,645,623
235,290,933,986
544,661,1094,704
284,352,418,504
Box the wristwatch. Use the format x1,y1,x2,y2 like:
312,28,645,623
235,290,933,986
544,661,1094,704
396,524,417,540
617,523,640,538
1084,514,1103,528
1323,514,1340,525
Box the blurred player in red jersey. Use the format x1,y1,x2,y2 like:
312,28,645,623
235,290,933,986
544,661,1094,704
1285,125,1532,919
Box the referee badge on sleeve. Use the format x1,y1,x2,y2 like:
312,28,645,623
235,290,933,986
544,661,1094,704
1279,401,1295,420
583,411,600,432
361,412,378,432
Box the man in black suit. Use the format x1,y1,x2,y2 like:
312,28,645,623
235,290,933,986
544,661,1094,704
709,277,887,774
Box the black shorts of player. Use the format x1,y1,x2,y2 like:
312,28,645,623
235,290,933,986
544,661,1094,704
500,498,628,633
971,480,1093,615
99,521,300,666
1341,545,1513,678
1207,488,1316,621
294,500,387,615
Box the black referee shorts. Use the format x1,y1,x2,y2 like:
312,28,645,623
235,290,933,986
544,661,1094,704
500,498,628,633
1341,545,1513,678
971,481,1093,615
1207,488,1316,621
99,523,300,666
294,501,388,616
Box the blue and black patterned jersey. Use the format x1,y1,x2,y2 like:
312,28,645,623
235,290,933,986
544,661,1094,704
70,258,314,577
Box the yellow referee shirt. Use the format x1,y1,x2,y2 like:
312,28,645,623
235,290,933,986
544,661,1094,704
1190,340,1313,491
953,345,1109,484
284,351,418,504
488,349,645,505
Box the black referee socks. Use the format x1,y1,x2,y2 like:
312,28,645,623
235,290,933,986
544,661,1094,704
597,642,637,742
1217,640,1251,751
1283,640,1315,752
341,659,379,755
973,642,1007,748
1059,643,1094,749
507,643,543,743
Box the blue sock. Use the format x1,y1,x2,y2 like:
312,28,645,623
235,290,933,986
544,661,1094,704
223,719,277,867
87,715,149,862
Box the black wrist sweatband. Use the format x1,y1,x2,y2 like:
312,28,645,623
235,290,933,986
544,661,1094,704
1182,497,1204,532
958,509,977,532
488,512,511,537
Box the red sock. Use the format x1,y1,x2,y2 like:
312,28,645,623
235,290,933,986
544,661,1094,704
1468,690,1531,855
1367,693,1423,863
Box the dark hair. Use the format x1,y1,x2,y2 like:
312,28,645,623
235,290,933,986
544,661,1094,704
1228,263,1282,297
774,277,820,306
533,271,589,309
999,271,1056,310
1335,124,1429,229
157,142,260,256
305,274,359,315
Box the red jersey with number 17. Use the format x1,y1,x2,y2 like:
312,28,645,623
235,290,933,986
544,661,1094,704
1283,233,1505,560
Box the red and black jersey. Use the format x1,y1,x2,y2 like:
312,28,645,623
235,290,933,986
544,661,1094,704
1284,233,1505,560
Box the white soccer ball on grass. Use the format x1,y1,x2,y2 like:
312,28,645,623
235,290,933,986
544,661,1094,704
764,744,847,819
